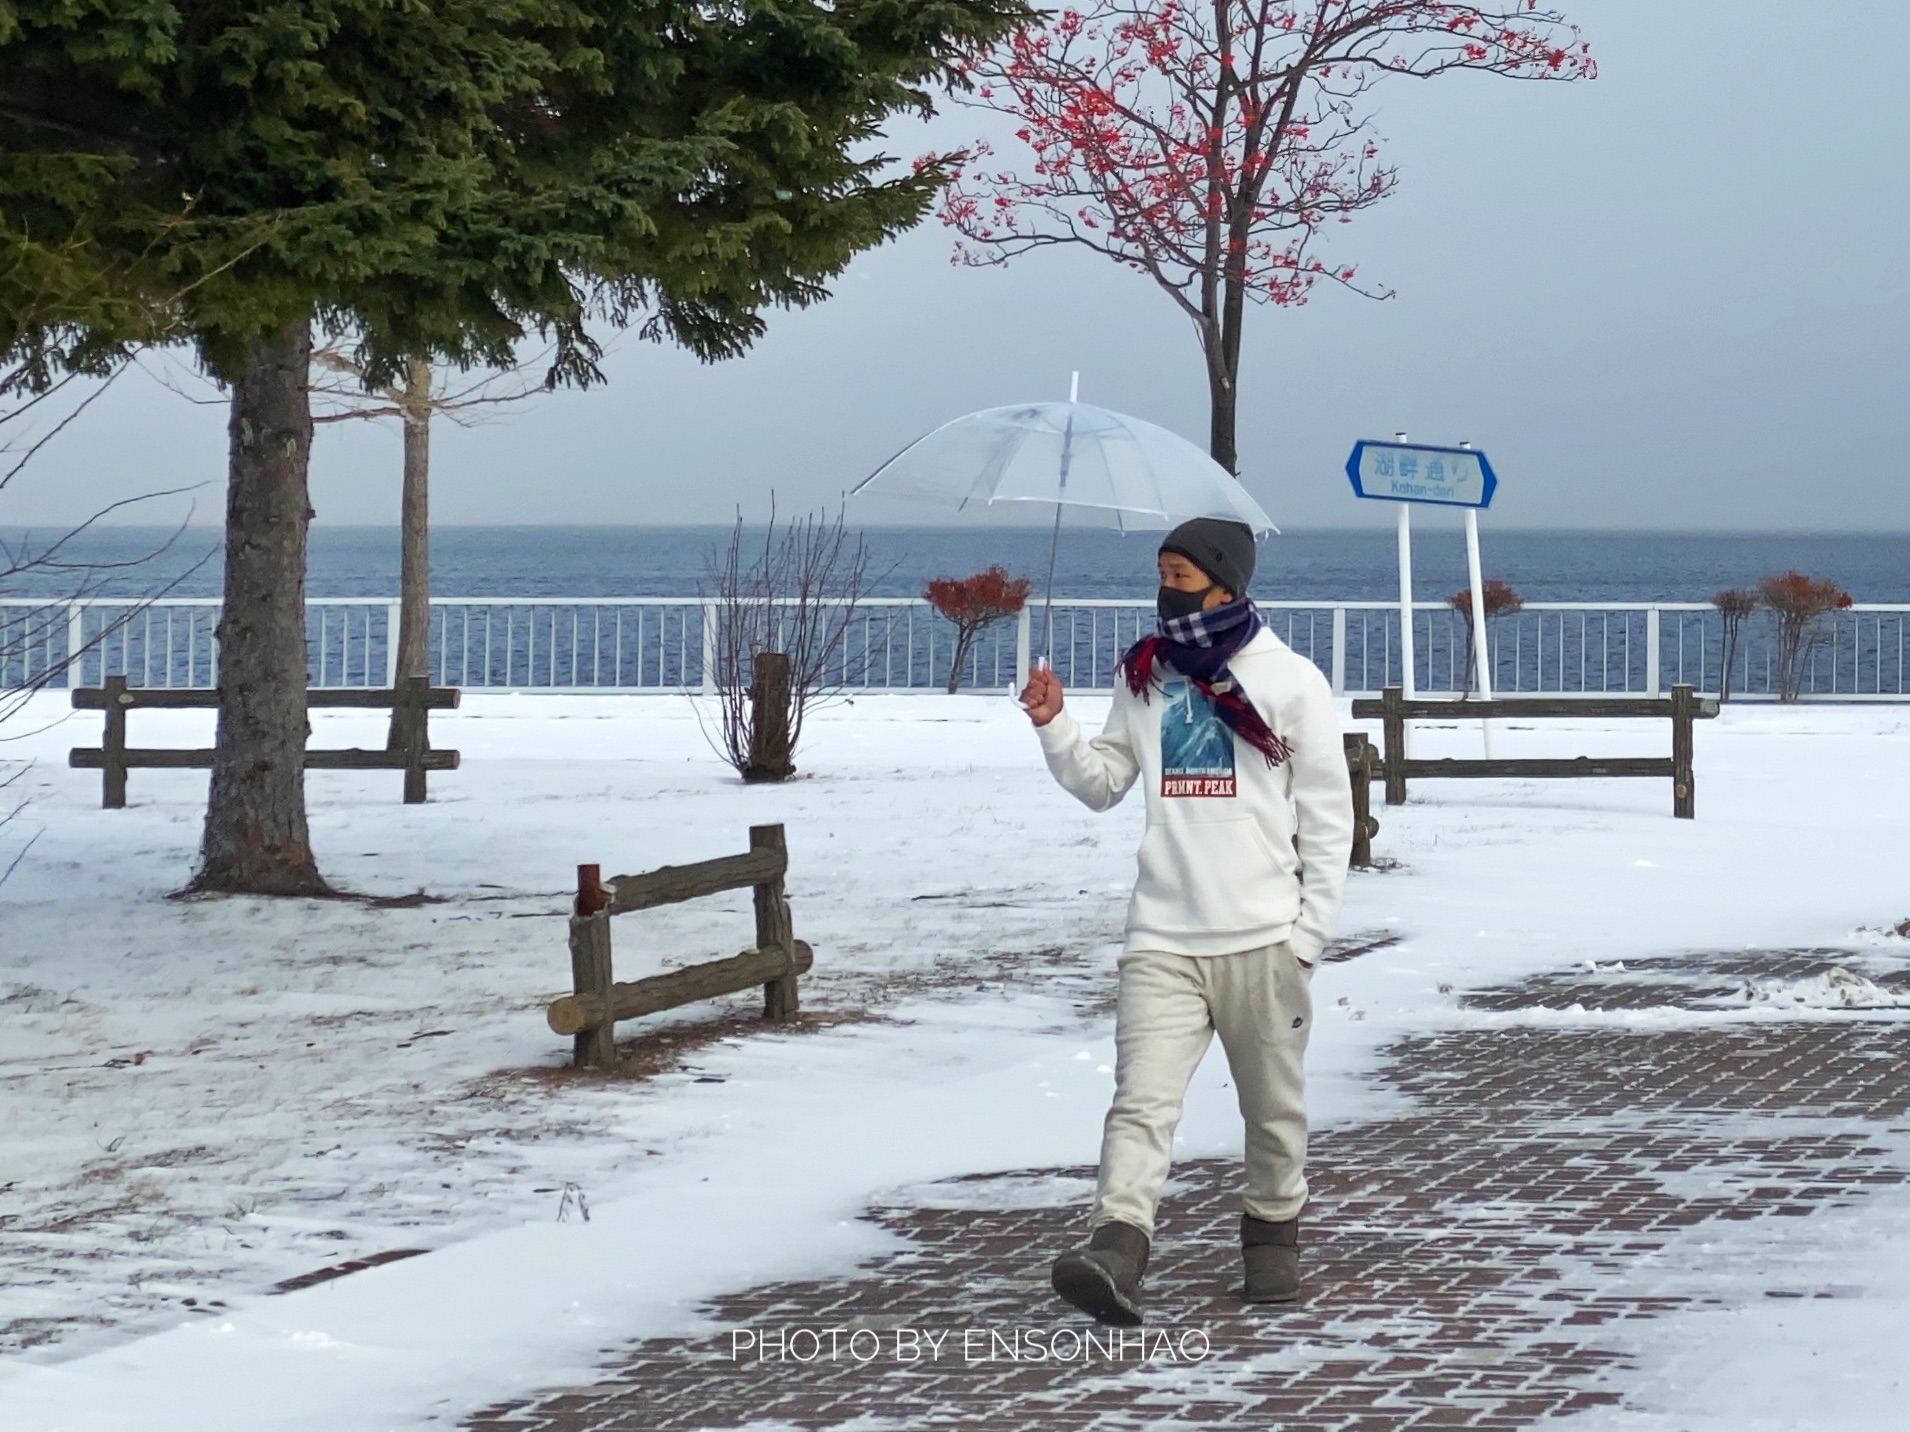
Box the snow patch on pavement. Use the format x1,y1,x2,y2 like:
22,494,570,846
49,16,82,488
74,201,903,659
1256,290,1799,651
1552,1162,1910,1432
1733,965,1910,1010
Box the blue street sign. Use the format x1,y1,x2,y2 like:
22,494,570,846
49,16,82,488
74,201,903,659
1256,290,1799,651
1345,440,1498,509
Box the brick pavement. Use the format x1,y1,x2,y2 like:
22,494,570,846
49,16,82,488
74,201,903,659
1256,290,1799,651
466,947,1910,1431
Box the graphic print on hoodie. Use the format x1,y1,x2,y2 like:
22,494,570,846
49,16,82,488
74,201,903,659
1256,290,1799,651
1159,680,1236,798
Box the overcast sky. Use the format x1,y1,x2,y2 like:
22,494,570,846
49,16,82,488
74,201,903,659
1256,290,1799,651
8,0,1908,533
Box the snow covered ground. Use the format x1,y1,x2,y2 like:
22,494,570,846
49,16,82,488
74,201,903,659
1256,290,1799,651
2,689,1908,1429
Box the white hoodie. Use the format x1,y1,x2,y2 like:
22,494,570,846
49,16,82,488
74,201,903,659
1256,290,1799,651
1035,627,1353,962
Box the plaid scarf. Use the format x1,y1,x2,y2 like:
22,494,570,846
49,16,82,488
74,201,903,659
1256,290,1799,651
1122,598,1293,768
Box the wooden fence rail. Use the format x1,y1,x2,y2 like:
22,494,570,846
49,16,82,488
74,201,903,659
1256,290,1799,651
551,824,807,1070
68,674,460,808
1350,685,1718,819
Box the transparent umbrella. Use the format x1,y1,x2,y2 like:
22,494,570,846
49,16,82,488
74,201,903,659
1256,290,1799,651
851,378,1277,660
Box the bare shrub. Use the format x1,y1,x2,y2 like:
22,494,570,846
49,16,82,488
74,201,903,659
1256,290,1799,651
701,504,871,781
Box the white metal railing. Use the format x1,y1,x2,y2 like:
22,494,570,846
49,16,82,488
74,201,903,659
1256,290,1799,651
3,597,1908,700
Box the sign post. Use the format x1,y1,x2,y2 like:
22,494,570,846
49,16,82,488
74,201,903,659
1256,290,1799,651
1392,433,1417,698
1345,437,1502,712
1458,442,1492,703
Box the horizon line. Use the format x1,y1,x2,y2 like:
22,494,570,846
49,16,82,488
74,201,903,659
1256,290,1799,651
5,523,1909,539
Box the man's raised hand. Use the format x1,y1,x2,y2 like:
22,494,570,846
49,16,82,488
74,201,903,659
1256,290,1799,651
1019,665,1064,727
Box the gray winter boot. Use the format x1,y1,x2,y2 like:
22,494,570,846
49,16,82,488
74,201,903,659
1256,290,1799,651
1240,1214,1301,1303
1051,1220,1149,1325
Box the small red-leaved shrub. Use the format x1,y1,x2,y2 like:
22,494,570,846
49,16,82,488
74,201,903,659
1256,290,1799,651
924,566,1032,693
1447,580,1523,695
1758,571,1852,702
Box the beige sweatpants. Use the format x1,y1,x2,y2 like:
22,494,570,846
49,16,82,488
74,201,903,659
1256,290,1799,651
1090,941,1314,1235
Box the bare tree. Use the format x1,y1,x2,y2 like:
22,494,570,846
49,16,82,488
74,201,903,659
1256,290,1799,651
310,345,552,746
1,358,204,720
0,495,199,721
0,761,35,888
701,504,873,782
150,343,557,744
1,357,205,884
944,2,1593,471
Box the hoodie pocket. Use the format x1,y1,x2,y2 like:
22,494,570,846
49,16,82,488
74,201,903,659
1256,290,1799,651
1130,817,1300,937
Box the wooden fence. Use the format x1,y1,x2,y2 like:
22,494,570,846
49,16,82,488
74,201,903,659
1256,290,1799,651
1343,733,1383,867
1350,685,1718,819
547,824,810,1070
68,674,459,808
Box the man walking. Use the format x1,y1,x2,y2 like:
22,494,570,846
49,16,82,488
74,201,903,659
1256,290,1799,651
1019,518,1353,1323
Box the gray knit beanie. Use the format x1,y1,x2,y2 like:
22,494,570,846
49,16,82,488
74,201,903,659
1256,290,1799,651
1159,518,1256,598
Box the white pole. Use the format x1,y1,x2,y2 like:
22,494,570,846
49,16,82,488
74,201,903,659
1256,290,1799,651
1460,441,1493,756
1463,507,1496,757
1394,432,1416,701
1462,508,1492,697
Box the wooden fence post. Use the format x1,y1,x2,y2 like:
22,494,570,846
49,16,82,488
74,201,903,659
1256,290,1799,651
397,675,430,804
1344,733,1378,868
101,674,129,809
1670,684,1696,819
570,864,617,1069
752,824,798,1021
745,652,794,783
1380,686,1408,806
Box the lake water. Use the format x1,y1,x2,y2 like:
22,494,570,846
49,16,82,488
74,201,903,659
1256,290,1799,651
3,526,1907,605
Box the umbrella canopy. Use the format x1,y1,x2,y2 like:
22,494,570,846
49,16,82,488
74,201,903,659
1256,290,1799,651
853,401,1277,534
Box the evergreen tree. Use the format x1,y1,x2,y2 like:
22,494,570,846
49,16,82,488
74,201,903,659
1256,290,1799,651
1,0,1022,894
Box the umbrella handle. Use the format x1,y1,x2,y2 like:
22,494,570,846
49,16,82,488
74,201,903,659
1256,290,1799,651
1011,654,1052,711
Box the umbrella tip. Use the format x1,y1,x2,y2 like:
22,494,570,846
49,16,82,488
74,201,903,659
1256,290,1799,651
1069,371,1080,403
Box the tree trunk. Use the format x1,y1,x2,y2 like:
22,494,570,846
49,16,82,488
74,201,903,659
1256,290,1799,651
946,626,978,694
1776,618,1803,703
1207,366,1238,476
1201,300,1244,475
189,320,329,896
387,356,432,750
1207,267,1248,476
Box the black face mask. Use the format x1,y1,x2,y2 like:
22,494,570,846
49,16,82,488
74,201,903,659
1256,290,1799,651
1158,584,1216,624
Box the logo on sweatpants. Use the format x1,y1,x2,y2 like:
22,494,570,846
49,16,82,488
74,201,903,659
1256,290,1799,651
1160,680,1235,798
